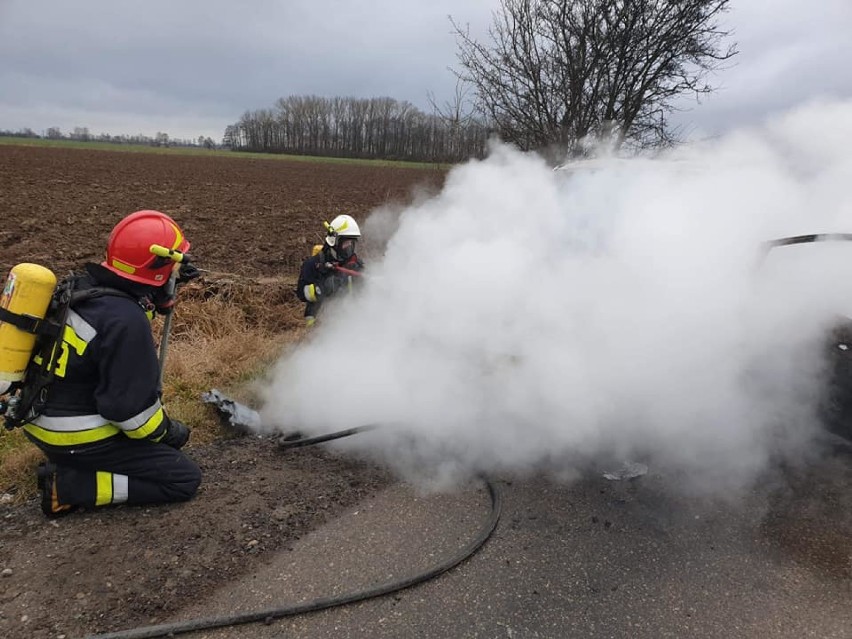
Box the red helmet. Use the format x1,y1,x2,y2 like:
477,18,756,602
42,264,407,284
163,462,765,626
102,210,190,285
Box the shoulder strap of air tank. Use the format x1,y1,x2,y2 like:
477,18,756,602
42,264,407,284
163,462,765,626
68,285,137,306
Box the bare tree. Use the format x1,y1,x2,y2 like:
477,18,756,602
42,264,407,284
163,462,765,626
71,126,91,141
428,79,490,162
452,0,737,157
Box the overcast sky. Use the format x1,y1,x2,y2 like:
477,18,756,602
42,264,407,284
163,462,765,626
0,0,850,142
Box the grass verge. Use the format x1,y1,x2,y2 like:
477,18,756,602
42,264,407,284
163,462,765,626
0,136,448,170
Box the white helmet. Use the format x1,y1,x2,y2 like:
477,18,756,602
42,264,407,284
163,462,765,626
324,214,361,261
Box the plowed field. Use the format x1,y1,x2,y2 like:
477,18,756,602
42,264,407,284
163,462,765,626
0,144,444,278
0,144,445,639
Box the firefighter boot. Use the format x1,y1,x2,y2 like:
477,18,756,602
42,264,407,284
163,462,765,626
37,462,77,519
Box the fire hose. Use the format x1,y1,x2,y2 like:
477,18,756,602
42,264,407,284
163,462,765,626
84,426,502,639
332,264,364,278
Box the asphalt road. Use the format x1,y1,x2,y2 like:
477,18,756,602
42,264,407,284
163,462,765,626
99,447,852,639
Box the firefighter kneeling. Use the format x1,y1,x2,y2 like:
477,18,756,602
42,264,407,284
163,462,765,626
296,214,365,327
12,210,202,518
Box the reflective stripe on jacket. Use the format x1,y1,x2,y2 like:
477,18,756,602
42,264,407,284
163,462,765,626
24,401,166,447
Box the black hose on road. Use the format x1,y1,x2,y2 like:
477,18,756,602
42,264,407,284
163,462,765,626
84,428,503,639
277,424,379,448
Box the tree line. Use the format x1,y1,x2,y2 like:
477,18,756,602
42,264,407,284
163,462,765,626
224,95,490,163
0,126,217,149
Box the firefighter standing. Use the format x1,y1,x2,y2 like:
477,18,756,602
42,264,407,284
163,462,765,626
296,214,364,326
23,210,202,517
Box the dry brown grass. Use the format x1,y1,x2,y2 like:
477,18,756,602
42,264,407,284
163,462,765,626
0,274,306,499
0,431,43,499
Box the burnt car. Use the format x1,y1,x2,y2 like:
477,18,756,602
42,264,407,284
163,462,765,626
761,233,852,446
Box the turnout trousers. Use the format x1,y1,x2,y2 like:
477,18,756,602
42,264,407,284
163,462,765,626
34,437,201,509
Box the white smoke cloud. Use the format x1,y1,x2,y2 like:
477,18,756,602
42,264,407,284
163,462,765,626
261,97,852,494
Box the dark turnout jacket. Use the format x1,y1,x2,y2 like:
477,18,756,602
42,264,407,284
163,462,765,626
23,264,174,452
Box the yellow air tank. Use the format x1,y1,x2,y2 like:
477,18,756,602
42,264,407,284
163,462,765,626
0,263,57,384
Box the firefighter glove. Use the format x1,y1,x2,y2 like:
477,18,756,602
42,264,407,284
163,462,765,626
162,418,191,449
150,287,176,314
177,262,201,284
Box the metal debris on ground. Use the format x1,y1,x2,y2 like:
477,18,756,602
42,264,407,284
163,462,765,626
201,389,261,434
602,461,649,481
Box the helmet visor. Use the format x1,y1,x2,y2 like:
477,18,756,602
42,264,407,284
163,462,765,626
337,238,357,261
